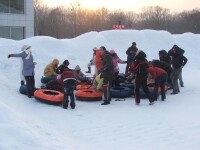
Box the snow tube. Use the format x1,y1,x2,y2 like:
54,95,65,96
76,84,93,90
41,76,55,84
110,86,132,98
120,83,134,89
75,89,102,101
34,89,64,105
19,85,28,95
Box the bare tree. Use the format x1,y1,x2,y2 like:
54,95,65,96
141,6,171,30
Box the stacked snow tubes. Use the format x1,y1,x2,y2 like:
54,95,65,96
110,86,132,98
19,85,28,95
41,76,55,84
34,89,64,105
75,89,103,101
120,83,134,95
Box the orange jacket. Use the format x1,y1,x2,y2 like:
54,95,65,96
95,50,102,71
148,65,167,80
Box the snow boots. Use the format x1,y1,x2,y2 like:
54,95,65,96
101,84,111,105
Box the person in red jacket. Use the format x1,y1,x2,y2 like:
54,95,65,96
148,64,168,101
57,67,78,109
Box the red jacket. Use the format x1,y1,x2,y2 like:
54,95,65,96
57,68,76,87
148,66,167,80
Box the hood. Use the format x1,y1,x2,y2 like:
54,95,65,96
52,59,59,65
110,49,116,54
74,65,81,71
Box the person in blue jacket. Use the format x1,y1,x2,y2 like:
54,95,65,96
8,45,36,98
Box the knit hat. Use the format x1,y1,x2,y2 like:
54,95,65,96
159,50,167,55
110,49,116,54
100,46,106,51
63,59,69,67
132,42,136,45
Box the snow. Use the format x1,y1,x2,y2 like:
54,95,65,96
1,29,200,150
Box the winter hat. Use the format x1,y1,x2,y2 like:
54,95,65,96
110,49,116,54
159,50,167,55
100,46,106,51
75,65,81,71
21,45,31,59
135,50,146,59
63,59,69,67
172,45,178,50
132,42,136,45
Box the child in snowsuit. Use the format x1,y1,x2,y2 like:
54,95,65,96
86,47,98,74
110,49,126,87
129,50,154,105
8,45,36,98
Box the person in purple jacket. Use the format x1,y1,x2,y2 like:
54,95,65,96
110,49,126,87
8,45,36,98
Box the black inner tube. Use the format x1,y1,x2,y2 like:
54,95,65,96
43,91,59,96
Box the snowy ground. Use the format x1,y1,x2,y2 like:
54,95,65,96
0,30,200,150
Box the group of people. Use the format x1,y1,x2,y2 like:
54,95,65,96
85,42,188,105
7,42,188,107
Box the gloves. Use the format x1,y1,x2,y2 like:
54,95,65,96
8,54,14,58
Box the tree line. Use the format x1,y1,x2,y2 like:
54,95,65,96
34,0,200,38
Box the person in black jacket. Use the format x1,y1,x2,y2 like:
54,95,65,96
57,59,70,74
158,49,173,89
100,46,115,105
129,50,154,105
168,45,188,94
125,42,138,74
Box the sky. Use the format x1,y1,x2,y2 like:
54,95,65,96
42,0,200,13
1,29,200,150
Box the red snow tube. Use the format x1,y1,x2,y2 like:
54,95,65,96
75,89,103,101
76,83,93,90
34,89,64,105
